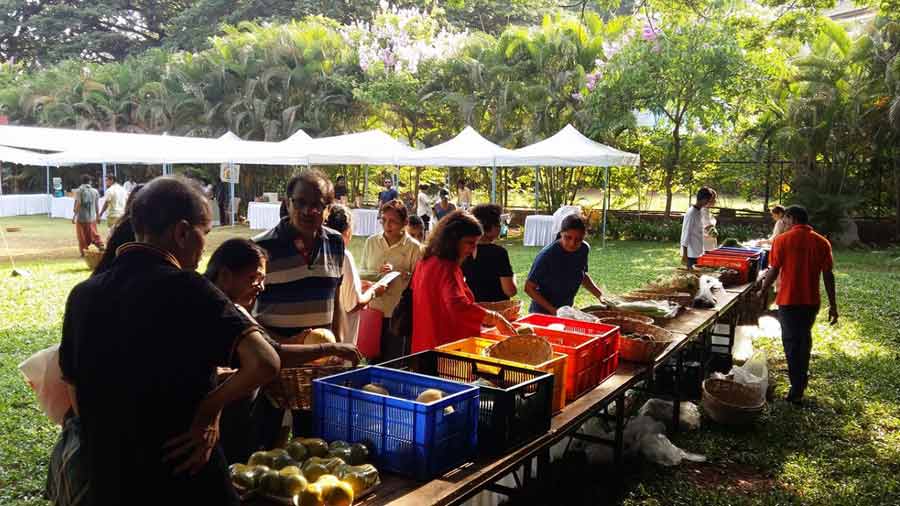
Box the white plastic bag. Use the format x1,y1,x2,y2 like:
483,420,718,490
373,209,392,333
556,305,600,323
732,325,758,363
693,275,723,308
639,433,706,466
729,350,768,404
757,315,782,339
638,399,702,431
18,344,71,425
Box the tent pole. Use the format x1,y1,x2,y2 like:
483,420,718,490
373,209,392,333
602,166,610,248
0,162,3,196
534,167,540,210
102,162,107,193
46,165,52,217
229,163,236,227
364,167,368,206
491,162,497,203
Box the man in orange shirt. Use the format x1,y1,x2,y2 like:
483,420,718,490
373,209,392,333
758,205,838,404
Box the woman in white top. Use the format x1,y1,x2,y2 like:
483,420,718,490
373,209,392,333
768,205,788,241
701,188,718,252
362,199,423,360
325,204,385,344
456,178,473,210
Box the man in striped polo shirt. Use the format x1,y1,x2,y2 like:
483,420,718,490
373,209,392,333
253,170,348,443
254,170,347,341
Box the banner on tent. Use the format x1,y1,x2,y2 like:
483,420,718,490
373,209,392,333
220,163,240,183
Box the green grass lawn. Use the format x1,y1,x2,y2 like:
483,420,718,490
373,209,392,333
1,215,898,505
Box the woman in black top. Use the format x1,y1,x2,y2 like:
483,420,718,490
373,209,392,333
462,204,517,302
334,175,348,204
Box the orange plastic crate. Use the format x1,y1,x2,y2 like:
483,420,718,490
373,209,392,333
483,322,606,402
435,337,568,413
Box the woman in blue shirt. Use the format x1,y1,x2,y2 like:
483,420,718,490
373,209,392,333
525,214,604,314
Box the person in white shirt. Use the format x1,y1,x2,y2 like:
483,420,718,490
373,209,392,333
456,178,473,210
361,199,423,360
701,188,718,252
100,174,128,230
325,204,385,345
416,183,433,233
681,187,714,269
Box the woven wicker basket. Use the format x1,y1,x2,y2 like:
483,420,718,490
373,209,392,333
5,226,22,233
590,310,654,325
485,335,553,365
264,364,353,410
701,378,765,425
478,299,522,322
84,250,103,271
601,318,676,364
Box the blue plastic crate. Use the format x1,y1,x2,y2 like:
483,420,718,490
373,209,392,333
312,366,479,481
718,246,768,270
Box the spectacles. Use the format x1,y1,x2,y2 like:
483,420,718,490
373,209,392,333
291,198,326,213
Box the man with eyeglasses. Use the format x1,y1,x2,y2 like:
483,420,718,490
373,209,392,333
252,170,353,443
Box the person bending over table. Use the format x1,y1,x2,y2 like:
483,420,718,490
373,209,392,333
525,214,603,315
57,176,280,506
205,238,362,464
361,199,423,360
411,210,515,353
462,203,517,302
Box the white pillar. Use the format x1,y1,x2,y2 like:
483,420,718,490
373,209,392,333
534,167,540,210
363,167,369,206
101,162,107,193
602,166,610,248
46,165,51,217
229,163,236,227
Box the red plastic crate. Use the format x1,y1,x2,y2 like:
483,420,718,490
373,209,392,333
486,314,619,401
601,352,619,381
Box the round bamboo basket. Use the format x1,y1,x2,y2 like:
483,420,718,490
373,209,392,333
591,310,654,325
701,378,765,425
601,318,676,364
484,335,553,365
264,364,353,410
84,250,103,271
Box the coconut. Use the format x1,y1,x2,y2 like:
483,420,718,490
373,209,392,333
415,388,444,403
361,383,389,396
304,328,336,345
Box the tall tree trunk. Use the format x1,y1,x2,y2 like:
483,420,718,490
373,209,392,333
664,127,681,217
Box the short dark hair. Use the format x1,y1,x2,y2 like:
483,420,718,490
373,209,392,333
105,174,118,183
560,213,587,233
697,187,715,201
771,205,786,215
286,169,334,203
204,238,268,283
471,204,502,231
380,199,409,223
325,203,352,233
418,183,430,191
131,176,210,238
81,174,92,185
424,210,483,261
439,188,450,198
784,205,809,224
408,215,424,227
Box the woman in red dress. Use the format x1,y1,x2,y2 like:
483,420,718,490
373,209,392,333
410,210,515,352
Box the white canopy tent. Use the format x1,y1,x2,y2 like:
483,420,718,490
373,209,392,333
396,126,518,202
0,145,53,197
0,124,639,242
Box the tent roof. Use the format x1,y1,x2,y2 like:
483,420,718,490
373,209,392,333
281,130,312,144
501,125,639,167
396,126,515,167
0,145,50,166
304,130,413,165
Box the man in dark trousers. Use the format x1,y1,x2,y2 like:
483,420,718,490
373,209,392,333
758,205,838,405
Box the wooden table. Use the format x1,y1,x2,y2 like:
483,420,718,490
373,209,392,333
361,283,759,505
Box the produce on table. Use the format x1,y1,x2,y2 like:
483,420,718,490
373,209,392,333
721,238,740,247
304,328,337,345
515,324,536,336
361,383,390,395
231,437,380,503
602,297,679,319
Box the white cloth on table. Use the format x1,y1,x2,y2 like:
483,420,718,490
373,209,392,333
0,194,50,217
523,205,581,247
247,201,281,230
352,208,382,237
50,196,106,220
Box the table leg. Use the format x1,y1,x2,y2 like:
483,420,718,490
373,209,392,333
672,350,683,432
614,394,625,471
